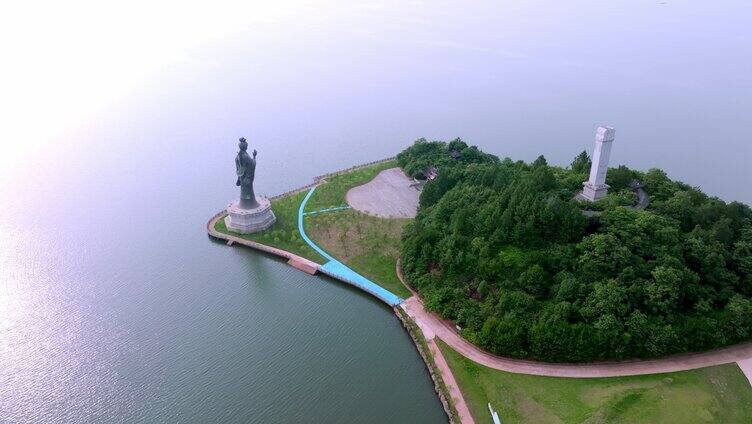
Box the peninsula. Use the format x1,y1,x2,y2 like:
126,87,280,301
209,133,752,423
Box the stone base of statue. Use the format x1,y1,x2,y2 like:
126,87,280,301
224,196,276,234
578,182,609,202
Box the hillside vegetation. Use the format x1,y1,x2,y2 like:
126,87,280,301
398,139,752,362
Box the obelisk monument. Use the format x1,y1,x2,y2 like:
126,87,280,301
224,137,276,234
580,126,615,202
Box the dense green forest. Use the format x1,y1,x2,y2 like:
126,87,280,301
398,139,752,362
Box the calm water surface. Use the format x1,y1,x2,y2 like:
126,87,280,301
2,1,751,422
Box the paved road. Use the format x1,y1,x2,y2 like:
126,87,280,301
632,186,650,209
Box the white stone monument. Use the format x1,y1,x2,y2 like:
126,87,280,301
580,126,615,202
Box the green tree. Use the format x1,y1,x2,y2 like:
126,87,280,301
606,165,640,191
576,234,634,282
397,141,752,362
518,264,549,297
532,155,548,167
725,295,752,341
570,150,591,174
479,317,528,357
645,266,682,313
655,190,696,231
581,279,628,321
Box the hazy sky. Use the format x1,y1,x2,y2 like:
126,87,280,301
2,0,750,201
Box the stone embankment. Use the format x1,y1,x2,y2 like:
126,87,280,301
312,157,395,183
395,307,464,424
269,157,397,201
207,211,321,274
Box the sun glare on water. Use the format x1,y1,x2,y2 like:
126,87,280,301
0,0,325,173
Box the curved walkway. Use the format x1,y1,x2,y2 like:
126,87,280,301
206,211,321,273
397,264,752,378
207,205,401,306
298,187,403,307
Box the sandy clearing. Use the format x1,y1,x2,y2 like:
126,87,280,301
346,167,419,218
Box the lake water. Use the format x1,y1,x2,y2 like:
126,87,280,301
0,143,447,424
2,0,751,422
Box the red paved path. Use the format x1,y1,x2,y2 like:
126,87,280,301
402,297,752,378
396,260,752,380
428,339,475,424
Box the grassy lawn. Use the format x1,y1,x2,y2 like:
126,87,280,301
302,159,413,299
438,340,752,424
306,210,412,298
214,190,326,264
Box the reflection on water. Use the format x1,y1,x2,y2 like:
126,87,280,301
2,0,751,422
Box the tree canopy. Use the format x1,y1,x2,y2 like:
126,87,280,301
398,139,752,362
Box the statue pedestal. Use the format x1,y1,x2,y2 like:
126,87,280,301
224,196,276,234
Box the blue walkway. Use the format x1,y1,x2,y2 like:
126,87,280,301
298,187,403,307
302,205,351,216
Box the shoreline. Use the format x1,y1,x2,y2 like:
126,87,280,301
394,307,463,424
209,158,752,423
207,180,457,422
208,156,402,304
207,210,321,273
208,209,457,423
208,157,460,422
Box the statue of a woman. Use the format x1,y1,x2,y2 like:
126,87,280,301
235,137,259,209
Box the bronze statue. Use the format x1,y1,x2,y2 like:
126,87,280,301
235,137,259,209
